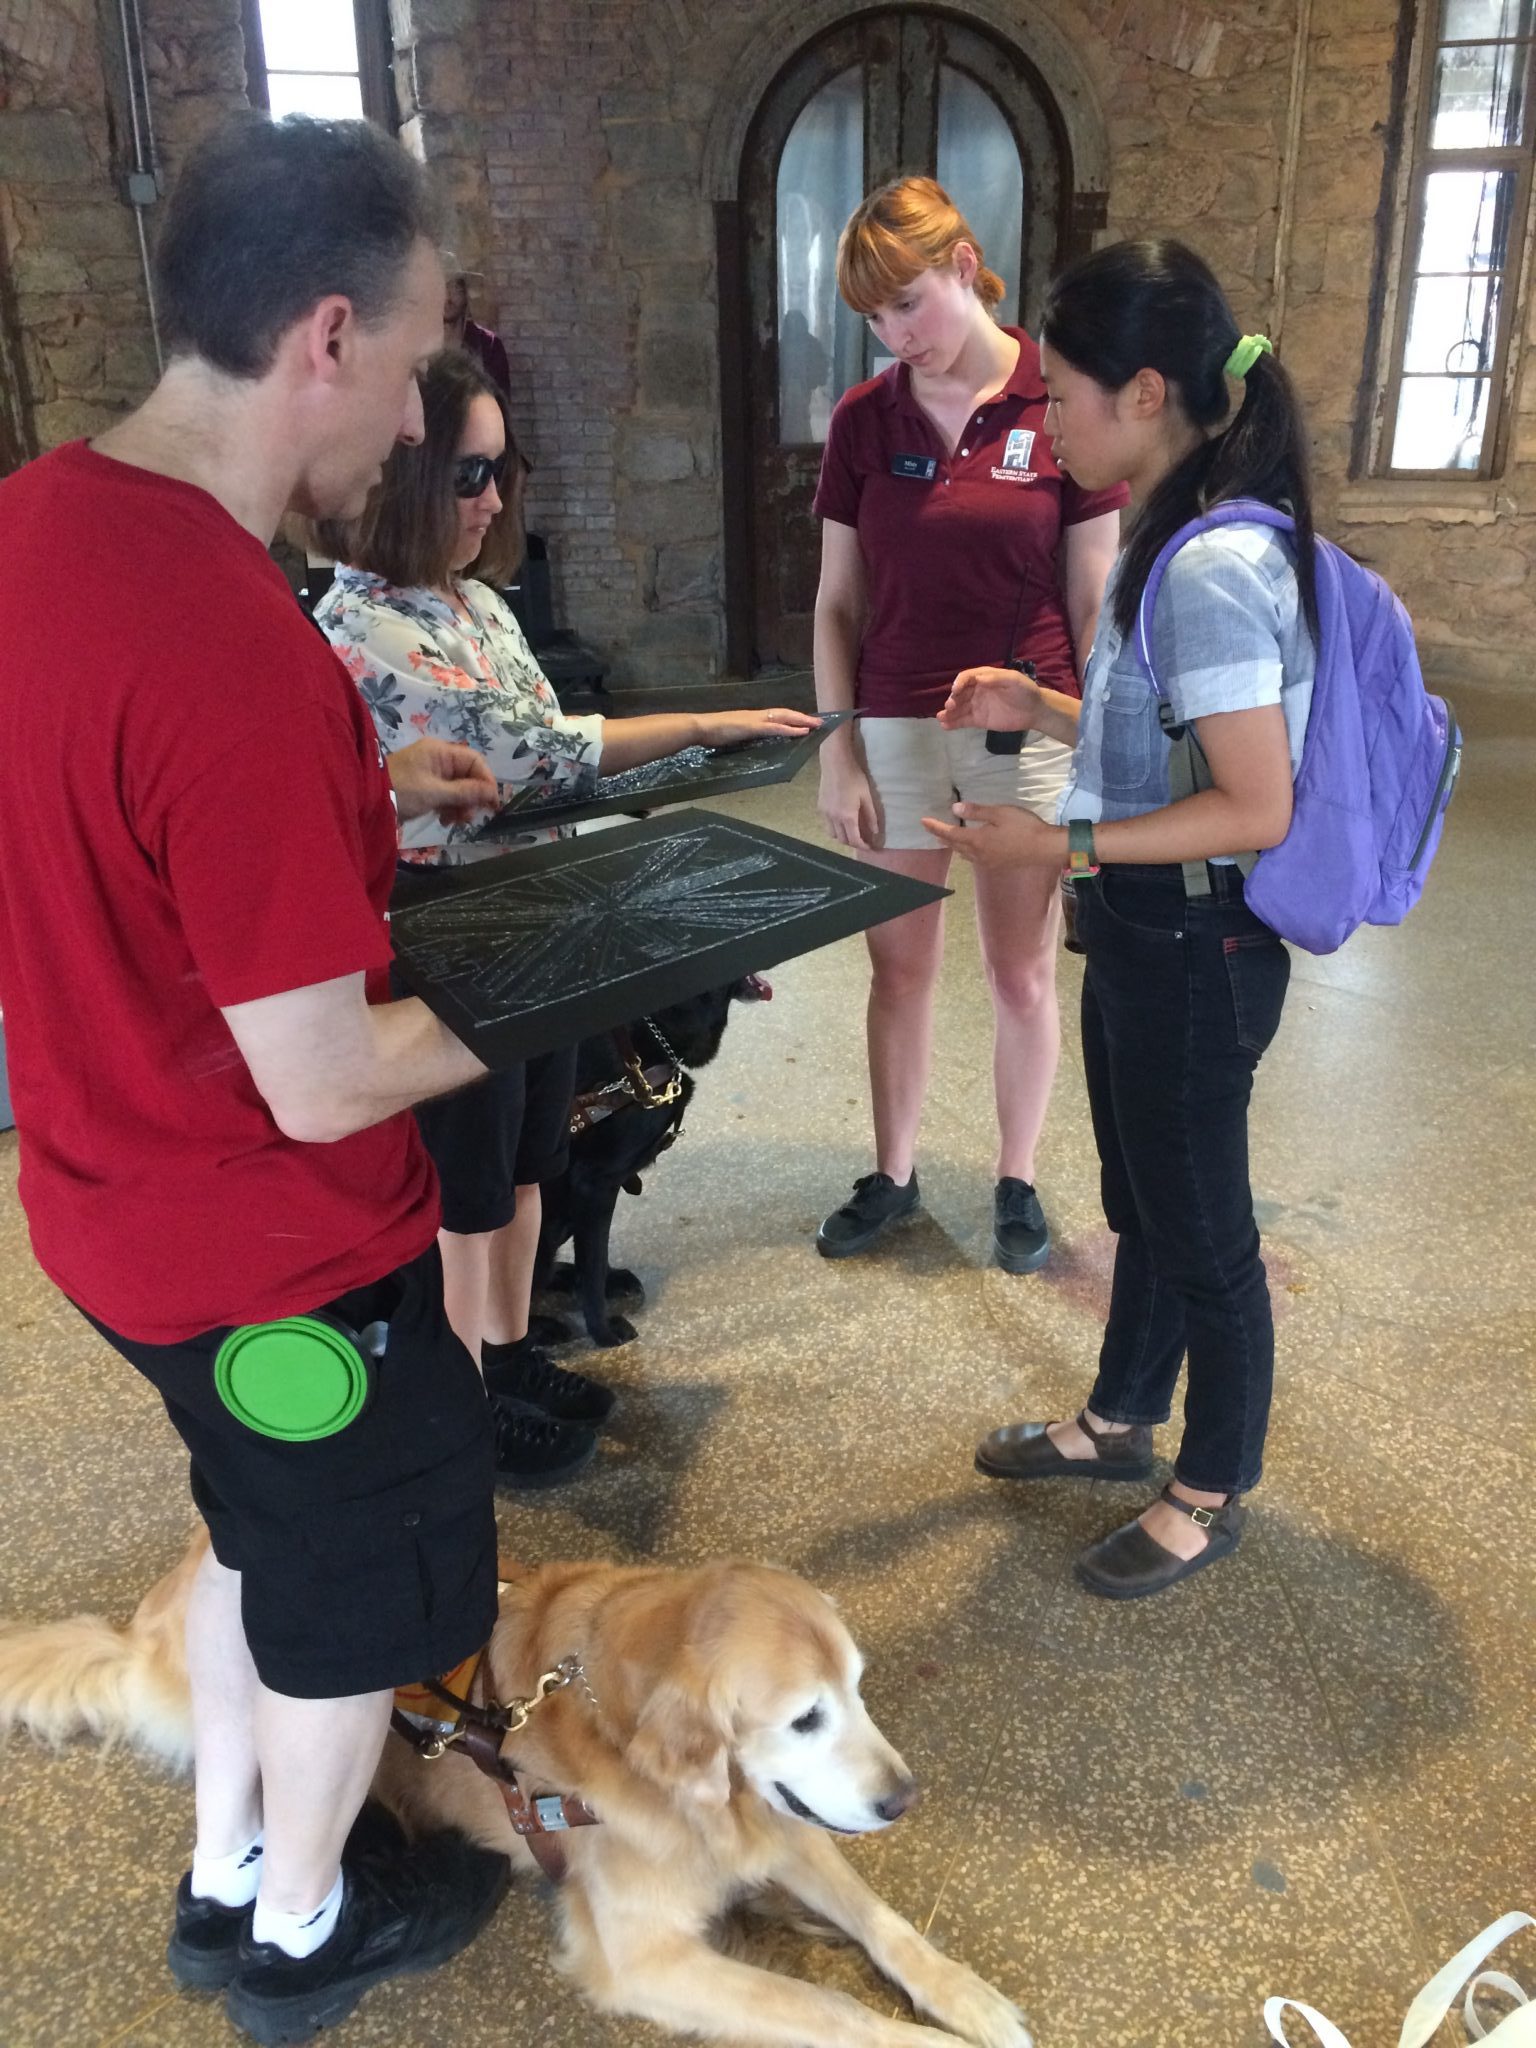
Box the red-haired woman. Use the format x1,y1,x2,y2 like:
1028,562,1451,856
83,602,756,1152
812,178,1126,1271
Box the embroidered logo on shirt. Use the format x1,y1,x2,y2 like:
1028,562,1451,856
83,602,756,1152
1001,429,1036,470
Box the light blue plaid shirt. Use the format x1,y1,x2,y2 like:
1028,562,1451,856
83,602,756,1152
1060,523,1315,827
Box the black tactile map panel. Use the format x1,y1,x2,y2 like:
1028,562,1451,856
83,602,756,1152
479,709,858,833
390,809,949,1068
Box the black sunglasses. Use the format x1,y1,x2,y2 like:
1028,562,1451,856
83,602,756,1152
452,452,508,500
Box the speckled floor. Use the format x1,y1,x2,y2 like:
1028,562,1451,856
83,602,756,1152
1,681,1531,2048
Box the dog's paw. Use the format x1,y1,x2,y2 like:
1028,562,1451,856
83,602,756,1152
590,1313,638,1348
918,1970,1033,2048
527,1312,574,1347
606,1268,645,1305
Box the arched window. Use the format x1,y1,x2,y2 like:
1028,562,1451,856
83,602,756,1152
738,9,1069,667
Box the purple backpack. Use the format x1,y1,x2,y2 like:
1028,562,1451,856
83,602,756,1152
1134,499,1463,955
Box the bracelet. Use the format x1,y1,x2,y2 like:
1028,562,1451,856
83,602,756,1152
1066,818,1100,877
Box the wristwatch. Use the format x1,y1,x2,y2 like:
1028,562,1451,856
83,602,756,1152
1066,818,1100,877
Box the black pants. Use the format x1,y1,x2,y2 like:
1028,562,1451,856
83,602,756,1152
1075,864,1290,1495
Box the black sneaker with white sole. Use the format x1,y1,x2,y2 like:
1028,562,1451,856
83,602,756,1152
483,1338,615,1425
993,1177,1050,1273
167,1875,254,1991
167,1804,407,1994
224,1828,509,2046
815,1171,920,1258
491,1393,597,1489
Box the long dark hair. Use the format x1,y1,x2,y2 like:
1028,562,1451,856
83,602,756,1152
311,349,527,587
1041,239,1317,637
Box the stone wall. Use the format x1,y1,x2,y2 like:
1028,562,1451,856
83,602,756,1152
466,0,1536,688
0,0,244,456
4,0,1532,682
1279,0,1534,683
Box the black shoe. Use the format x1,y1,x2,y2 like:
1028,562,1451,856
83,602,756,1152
976,1408,1155,1483
993,1177,1050,1273
224,1828,509,2045
491,1392,597,1490
167,1805,405,1993
168,1874,254,1991
1075,1485,1247,1600
815,1171,919,1258
483,1338,615,1425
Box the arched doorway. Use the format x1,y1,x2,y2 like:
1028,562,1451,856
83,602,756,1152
734,8,1077,672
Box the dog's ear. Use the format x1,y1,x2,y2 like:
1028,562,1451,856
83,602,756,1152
625,1677,731,1807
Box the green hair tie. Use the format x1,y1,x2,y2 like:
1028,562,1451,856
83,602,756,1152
1224,333,1274,379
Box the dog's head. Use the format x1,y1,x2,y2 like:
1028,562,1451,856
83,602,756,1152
641,974,772,1072
614,1563,918,1835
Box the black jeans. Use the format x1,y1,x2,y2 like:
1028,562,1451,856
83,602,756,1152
1075,864,1290,1495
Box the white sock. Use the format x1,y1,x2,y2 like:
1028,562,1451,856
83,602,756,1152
251,1870,344,1960
190,1830,264,1908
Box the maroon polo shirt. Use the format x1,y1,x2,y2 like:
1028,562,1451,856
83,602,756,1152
813,328,1128,717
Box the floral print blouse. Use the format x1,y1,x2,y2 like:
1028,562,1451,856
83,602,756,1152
315,567,606,863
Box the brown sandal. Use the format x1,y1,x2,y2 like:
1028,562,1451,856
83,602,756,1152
975,1408,1155,1483
1075,1483,1247,1600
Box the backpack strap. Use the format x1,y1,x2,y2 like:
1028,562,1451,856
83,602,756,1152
1263,1911,1535,2047
1134,500,1296,900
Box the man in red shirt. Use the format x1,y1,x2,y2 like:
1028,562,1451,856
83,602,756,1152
0,116,513,2042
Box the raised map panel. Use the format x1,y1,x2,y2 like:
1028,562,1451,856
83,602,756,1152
391,809,948,1066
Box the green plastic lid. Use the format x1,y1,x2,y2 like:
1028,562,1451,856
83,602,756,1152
213,1317,370,1442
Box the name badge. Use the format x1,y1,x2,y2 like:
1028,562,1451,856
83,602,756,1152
890,453,938,481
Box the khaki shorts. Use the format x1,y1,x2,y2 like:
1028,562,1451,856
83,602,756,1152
858,718,1073,852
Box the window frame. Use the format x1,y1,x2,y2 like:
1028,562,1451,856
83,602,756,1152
1373,2,1536,479
240,0,396,132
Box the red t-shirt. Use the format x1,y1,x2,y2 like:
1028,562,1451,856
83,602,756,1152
812,329,1129,718
0,443,438,1343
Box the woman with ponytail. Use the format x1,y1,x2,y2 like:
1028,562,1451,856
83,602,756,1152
812,177,1125,1274
929,239,1314,1599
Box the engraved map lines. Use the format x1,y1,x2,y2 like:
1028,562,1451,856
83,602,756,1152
392,823,879,1029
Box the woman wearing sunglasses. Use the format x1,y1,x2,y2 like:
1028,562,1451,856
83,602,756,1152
313,350,813,1491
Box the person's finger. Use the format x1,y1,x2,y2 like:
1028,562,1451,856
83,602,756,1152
950,801,999,825
930,828,982,864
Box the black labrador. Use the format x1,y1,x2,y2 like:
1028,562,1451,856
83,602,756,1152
534,975,771,1346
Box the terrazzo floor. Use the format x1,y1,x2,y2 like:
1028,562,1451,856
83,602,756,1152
0,680,1531,2048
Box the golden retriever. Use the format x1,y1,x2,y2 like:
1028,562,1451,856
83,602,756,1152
0,1532,1034,2047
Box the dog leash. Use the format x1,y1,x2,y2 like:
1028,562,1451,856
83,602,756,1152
568,978,773,1138
568,1020,686,1136
391,1643,602,1885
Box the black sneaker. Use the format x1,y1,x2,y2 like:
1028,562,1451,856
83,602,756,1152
491,1392,597,1489
815,1171,920,1258
224,1828,509,2045
168,1874,254,1991
483,1338,615,1425
167,1804,405,1993
993,1177,1050,1273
